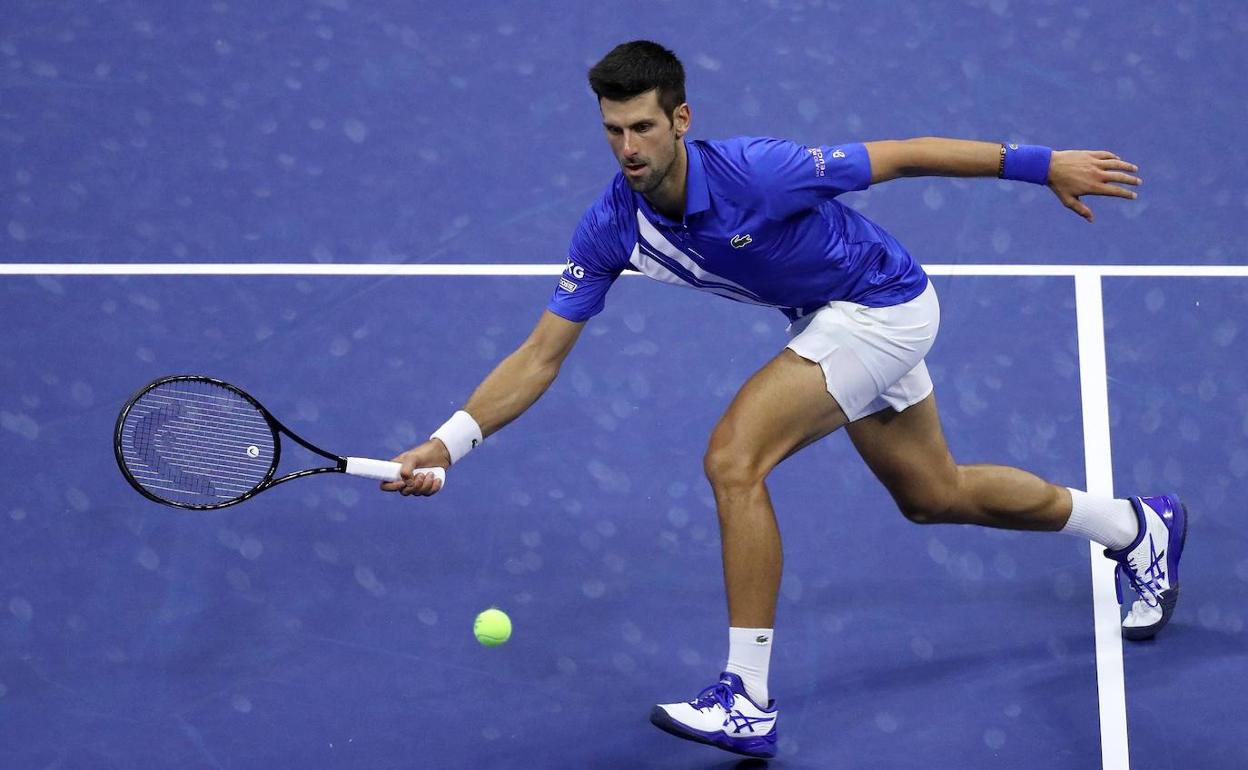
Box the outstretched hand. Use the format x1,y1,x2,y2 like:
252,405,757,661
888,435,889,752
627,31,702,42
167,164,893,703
379,439,450,496
1048,150,1141,223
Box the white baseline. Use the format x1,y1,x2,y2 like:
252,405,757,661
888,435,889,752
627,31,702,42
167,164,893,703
0,262,1247,277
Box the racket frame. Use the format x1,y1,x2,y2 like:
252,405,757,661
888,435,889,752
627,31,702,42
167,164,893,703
114,374,357,510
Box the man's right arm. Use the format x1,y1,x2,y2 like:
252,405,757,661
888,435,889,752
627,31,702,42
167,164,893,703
462,309,585,437
381,309,585,496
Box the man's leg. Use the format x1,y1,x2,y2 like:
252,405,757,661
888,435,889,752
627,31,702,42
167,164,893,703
844,393,1075,530
703,348,850,630
846,393,1186,642
844,393,1145,540
648,348,846,759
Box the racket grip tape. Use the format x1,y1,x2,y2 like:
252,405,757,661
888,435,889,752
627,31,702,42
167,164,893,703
345,457,446,485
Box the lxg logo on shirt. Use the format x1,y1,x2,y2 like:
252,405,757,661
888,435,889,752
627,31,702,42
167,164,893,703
565,260,586,279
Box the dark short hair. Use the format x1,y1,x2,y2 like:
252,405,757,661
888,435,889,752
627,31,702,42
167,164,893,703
588,40,686,118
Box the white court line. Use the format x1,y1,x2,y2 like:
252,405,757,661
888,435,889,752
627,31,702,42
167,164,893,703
1075,274,1130,770
0,263,566,275
0,262,1246,276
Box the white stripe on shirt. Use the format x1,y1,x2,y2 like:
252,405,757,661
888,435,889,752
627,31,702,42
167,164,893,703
633,212,774,307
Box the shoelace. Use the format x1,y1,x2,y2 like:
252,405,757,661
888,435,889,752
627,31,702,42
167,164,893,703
1114,559,1161,608
692,682,736,713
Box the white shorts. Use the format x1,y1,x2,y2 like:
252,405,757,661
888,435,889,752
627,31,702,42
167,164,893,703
786,280,939,422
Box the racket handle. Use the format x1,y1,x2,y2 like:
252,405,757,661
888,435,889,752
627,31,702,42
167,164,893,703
345,457,446,485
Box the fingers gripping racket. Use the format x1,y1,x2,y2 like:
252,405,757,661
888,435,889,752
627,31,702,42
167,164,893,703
114,375,444,510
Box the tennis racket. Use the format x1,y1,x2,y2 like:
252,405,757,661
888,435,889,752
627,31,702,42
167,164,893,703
114,375,445,510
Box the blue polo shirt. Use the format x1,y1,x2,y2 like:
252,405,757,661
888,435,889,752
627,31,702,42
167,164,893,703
547,136,928,323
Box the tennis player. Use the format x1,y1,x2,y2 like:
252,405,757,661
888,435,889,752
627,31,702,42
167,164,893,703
381,40,1185,759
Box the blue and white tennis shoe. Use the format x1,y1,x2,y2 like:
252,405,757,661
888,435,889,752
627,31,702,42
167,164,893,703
649,672,778,758
1104,494,1188,641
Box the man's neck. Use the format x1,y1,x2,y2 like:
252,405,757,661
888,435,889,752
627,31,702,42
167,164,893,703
643,140,688,222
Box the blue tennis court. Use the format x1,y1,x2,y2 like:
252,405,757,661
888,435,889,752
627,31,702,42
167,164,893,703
2,3,1246,768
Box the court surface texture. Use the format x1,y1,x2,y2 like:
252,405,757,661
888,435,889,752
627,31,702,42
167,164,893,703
2,2,1245,768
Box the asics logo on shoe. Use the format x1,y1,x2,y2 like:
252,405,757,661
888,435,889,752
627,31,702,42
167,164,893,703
1137,536,1167,602
1120,535,1167,607
726,710,775,733
1146,537,1166,580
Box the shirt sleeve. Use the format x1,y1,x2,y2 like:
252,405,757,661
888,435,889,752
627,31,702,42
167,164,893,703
743,137,871,220
546,192,629,323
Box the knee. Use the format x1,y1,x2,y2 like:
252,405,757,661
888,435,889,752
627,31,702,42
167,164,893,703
896,497,956,525
703,433,766,495
892,471,963,525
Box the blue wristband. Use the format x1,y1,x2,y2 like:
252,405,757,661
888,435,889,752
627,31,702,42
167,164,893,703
1000,143,1052,185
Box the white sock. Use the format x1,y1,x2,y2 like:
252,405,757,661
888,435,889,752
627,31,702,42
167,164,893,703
725,627,772,705
1062,489,1139,550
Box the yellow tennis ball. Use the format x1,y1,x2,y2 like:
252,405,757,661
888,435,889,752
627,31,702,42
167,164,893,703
474,608,511,647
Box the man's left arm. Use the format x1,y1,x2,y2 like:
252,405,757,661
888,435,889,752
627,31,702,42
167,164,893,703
864,138,1141,222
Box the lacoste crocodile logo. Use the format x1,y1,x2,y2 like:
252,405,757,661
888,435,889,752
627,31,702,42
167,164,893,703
730,234,752,249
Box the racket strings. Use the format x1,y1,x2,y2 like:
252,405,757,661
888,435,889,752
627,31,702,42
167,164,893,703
119,380,276,506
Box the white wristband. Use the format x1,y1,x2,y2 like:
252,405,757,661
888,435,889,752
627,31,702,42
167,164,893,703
430,410,483,465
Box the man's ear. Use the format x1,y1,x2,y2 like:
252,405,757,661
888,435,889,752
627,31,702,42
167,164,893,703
673,103,691,138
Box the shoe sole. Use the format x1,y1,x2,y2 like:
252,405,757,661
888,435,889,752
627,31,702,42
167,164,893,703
1123,499,1188,642
649,706,777,759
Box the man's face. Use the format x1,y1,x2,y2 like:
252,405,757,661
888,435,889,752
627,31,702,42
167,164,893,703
599,89,689,194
